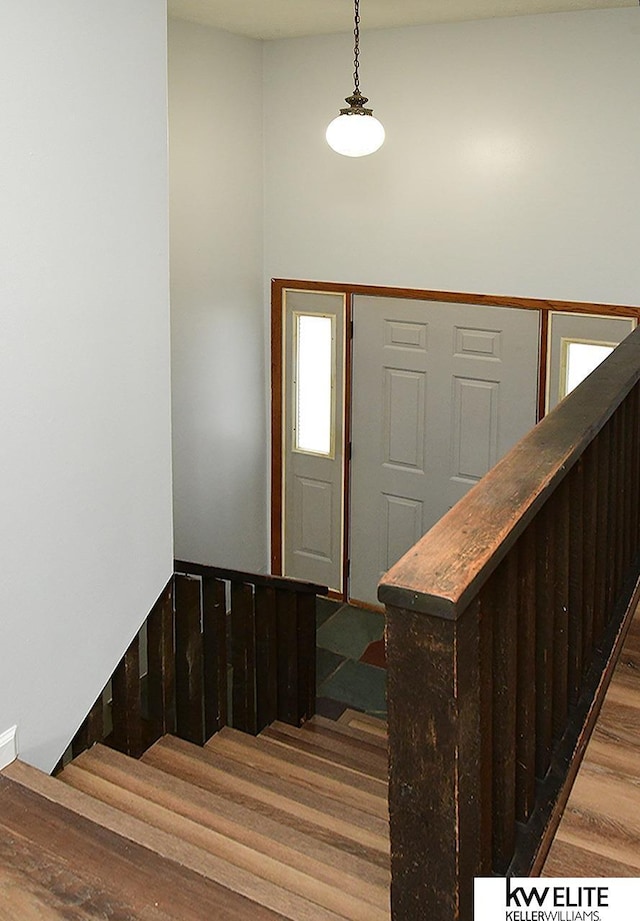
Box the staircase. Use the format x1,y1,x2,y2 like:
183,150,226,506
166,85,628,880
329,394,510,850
0,713,390,920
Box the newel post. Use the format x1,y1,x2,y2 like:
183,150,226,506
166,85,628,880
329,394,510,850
383,594,486,921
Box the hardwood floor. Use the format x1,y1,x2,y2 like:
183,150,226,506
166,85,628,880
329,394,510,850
542,606,640,877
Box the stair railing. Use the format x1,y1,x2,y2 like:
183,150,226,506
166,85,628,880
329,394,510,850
172,561,327,741
67,565,327,764
379,324,640,921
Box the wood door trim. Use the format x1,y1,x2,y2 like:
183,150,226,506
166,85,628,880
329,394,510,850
273,278,640,319
342,292,354,600
538,309,550,422
270,279,284,574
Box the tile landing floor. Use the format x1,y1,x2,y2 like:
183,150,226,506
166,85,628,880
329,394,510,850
315,598,387,720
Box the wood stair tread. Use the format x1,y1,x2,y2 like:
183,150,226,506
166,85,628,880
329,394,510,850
2,715,392,920
262,721,388,780
207,727,388,818
7,758,373,921
65,744,389,908
0,768,283,921
306,714,388,751
59,761,386,921
143,735,390,865
337,710,388,740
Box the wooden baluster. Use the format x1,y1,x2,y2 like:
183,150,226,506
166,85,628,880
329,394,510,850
582,439,598,669
174,574,205,745
387,600,483,921
568,459,585,706
478,593,494,874
111,635,143,757
231,581,257,734
535,501,555,779
611,405,623,599
619,400,629,582
629,388,637,558
72,693,104,758
276,589,299,725
622,393,637,573
594,422,611,647
73,706,90,759
147,580,176,741
255,585,278,732
553,478,570,738
606,417,618,617
203,576,228,738
618,394,633,580
296,592,317,724
627,384,640,563
491,554,518,873
458,598,488,906
516,524,537,822
632,385,640,558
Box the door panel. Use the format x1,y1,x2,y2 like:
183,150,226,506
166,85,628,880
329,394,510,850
381,493,424,571
452,376,499,481
294,475,334,559
349,296,540,607
282,290,345,591
384,368,426,469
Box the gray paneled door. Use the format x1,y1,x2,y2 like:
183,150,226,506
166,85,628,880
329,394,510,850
349,296,540,607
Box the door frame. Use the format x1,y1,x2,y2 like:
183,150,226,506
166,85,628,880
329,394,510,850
271,278,640,600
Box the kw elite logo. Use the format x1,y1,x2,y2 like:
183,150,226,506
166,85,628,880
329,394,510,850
474,877,639,921
504,878,608,920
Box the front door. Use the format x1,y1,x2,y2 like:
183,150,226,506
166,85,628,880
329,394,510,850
348,296,540,606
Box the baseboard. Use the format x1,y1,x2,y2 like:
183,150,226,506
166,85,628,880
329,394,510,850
0,725,18,770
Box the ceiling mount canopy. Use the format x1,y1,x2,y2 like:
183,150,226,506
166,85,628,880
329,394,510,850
325,0,385,158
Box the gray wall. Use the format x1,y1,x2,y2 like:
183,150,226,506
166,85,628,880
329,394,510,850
264,10,640,305
169,19,267,571
0,0,172,772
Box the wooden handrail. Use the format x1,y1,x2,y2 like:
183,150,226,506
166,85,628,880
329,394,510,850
380,325,640,619
380,325,640,921
174,559,327,596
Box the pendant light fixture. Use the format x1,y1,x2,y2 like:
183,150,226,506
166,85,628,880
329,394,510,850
326,0,385,158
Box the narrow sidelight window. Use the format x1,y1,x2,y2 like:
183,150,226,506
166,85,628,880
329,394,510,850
562,340,614,399
293,313,335,456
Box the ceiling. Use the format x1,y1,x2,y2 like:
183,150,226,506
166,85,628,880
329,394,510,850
167,0,637,40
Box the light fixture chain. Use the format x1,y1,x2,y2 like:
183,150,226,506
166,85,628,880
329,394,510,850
326,0,384,155
353,0,360,93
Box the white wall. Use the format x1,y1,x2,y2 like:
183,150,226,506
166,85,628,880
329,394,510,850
169,20,267,571
264,9,640,306
0,1,172,772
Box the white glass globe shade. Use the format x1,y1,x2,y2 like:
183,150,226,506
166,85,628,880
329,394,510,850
326,112,385,158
